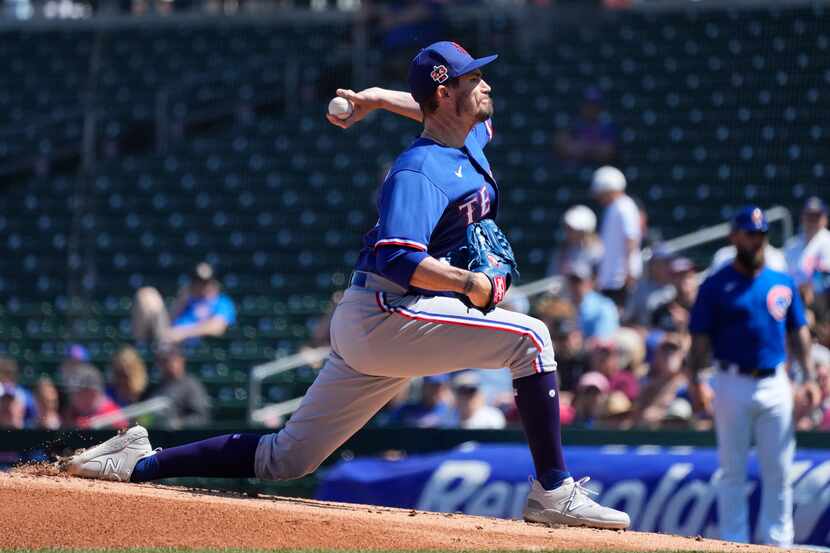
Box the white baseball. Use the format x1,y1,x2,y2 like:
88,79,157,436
328,97,353,120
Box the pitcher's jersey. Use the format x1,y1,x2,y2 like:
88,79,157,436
354,120,497,294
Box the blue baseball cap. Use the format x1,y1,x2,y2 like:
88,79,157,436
66,343,90,362
803,196,828,215
408,41,497,103
732,206,769,233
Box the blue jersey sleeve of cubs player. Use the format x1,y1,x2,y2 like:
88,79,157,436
785,278,807,331
469,119,494,149
688,277,715,335
375,169,449,288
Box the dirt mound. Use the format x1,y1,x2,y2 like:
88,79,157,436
0,471,780,551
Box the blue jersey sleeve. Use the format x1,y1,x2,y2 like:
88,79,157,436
214,295,237,326
786,279,807,331
688,278,715,335
375,169,448,288
469,119,494,150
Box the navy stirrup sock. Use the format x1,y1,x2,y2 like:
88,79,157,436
130,433,263,482
514,371,570,490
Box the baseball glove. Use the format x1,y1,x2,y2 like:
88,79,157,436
451,219,519,314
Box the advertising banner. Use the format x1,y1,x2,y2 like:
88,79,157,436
318,444,830,546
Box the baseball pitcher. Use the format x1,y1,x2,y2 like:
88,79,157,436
62,42,629,530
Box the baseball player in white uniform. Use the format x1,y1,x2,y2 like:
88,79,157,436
687,206,819,546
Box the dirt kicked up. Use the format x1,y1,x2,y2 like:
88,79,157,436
0,470,782,552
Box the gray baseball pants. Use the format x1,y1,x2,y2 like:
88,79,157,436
254,272,556,481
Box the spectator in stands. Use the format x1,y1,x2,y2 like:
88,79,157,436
664,398,695,428
33,377,61,430
623,244,676,327
536,296,587,392
447,372,506,430
58,343,91,387
784,197,830,318
651,257,699,333
65,365,128,430
571,371,610,428
148,347,211,429
107,346,148,407
566,260,619,339
387,374,454,428
132,262,237,348
795,343,830,430
0,385,24,429
629,333,689,429
591,166,643,307
587,337,639,402
463,368,514,415
813,346,830,430
0,356,37,427
550,317,588,393
614,327,648,380
553,87,618,166
546,205,603,278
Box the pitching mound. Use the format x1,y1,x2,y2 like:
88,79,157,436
0,471,780,551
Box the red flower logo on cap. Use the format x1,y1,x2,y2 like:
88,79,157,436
431,65,449,83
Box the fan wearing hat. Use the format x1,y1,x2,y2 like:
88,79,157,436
591,166,643,308
546,205,603,278
630,333,690,429
622,243,677,327
571,371,610,427
649,256,699,333
784,196,830,309
687,206,819,546
448,371,506,430
387,374,455,428
65,364,128,430
565,260,619,340
587,337,639,403
131,261,237,348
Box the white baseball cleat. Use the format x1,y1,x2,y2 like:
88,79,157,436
62,425,154,482
523,477,630,530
